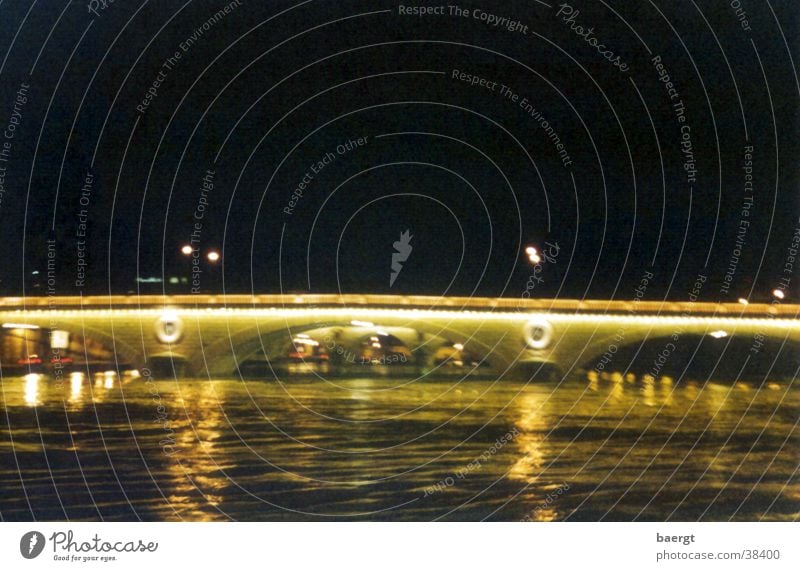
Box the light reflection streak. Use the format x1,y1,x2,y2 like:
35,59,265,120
23,373,41,406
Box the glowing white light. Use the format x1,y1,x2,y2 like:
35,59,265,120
292,337,319,346
709,330,728,339
453,343,464,351
3,323,39,329
375,329,389,336
525,246,541,265
207,251,221,262
351,320,374,327
180,245,193,255
70,373,83,401
772,289,785,300
24,374,41,405
737,298,749,305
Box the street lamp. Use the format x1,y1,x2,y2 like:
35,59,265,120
180,245,193,255
525,246,541,265
207,251,220,263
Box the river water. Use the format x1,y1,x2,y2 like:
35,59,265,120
1,373,797,521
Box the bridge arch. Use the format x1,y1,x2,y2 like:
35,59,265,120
0,320,141,376
190,317,503,378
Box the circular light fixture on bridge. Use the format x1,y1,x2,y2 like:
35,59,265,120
524,318,554,350
155,312,184,344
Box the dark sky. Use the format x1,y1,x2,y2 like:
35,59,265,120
0,0,797,301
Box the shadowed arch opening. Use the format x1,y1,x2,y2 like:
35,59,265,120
0,323,139,376
209,321,496,379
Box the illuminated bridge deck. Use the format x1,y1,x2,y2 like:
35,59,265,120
1,295,797,379
2,294,798,316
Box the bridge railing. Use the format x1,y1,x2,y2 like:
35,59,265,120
0,294,797,317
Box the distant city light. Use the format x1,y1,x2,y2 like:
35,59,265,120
180,245,193,255
207,251,220,262
772,289,785,300
737,298,749,305
709,330,729,339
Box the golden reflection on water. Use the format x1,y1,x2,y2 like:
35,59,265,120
23,373,41,406
642,375,656,407
1,372,798,521
157,380,230,520
69,372,84,404
509,391,548,490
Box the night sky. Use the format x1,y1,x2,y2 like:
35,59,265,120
0,0,797,301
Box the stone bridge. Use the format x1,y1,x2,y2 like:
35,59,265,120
1,295,797,381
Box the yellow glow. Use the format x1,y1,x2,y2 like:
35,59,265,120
737,298,749,305
643,375,655,406
1,304,799,329
24,374,41,405
3,322,39,329
70,373,84,402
